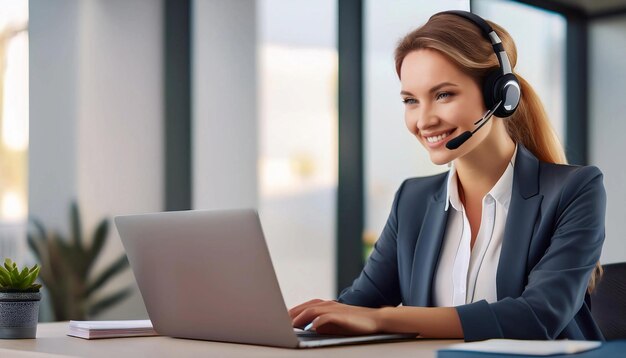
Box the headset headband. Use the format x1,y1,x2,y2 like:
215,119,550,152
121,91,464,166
436,10,513,76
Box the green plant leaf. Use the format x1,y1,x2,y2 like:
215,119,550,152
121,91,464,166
27,220,52,270
70,201,83,250
47,238,78,293
0,264,9,278
0,268,10,287
4,258,13,271
85,255,129,298
22,267,40,288
29,217,48,242
87,286,133,317
54,236,72,260
88,219,109,270
10,265,19,283
55,230,89,279
0,266,12,287
18,267,29,282
17,277,30,290
27,234,42,262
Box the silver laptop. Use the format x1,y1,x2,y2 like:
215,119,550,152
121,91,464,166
114,208,416,348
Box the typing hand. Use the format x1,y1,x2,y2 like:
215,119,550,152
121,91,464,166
288,299,382,336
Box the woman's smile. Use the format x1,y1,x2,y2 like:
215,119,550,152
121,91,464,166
422,129,456,147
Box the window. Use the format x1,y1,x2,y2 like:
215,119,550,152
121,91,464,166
258,0,338,306
0,0,28,260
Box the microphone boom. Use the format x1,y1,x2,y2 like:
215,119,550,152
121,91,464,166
445,100,502,150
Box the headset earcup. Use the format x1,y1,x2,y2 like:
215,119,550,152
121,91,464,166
482,70,501,113
483,71,520,118
493,73,521,118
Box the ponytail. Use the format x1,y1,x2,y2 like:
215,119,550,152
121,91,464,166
505,75,567,164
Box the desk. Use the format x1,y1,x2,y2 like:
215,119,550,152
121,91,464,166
0,322,460,357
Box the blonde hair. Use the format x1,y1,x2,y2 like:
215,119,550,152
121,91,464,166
394,13,602,292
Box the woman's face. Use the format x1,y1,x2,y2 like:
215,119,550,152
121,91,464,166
400,49,491,165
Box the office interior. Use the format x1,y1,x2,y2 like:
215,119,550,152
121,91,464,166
0,0,624,322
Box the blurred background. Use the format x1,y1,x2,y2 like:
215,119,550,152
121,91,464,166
0,0,624,321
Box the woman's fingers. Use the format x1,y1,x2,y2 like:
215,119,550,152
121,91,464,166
312,315,348,335
288,298,326,319
291,300,343,327
292,306,325,328
313,313,378,336
289,299,384,334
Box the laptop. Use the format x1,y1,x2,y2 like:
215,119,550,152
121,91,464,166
114,208,416,348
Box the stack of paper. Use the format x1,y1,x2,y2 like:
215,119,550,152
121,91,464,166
68,320,158,339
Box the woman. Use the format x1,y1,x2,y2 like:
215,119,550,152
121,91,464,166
288,10,606,341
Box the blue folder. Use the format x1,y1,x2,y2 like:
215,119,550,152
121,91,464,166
437,340,626,358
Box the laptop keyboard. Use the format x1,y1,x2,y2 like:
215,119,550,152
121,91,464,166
295,329,346,341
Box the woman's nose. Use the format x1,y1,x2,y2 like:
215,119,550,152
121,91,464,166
416,106,439,131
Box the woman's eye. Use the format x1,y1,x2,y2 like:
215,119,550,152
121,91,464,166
402,98,417,105
436,92,453,101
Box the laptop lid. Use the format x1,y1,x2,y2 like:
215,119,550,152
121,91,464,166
115,209,300,348
115,209,417,348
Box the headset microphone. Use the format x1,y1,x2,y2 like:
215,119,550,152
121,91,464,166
445,100,502,150
445,132,472,150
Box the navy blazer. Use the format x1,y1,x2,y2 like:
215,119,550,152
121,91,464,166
337,144,606,341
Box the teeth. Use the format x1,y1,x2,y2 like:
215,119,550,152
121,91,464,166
426,131,451,143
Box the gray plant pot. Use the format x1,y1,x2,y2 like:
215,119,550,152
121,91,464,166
0,291,41,339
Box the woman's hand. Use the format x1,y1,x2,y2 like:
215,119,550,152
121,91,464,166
288,299,384,335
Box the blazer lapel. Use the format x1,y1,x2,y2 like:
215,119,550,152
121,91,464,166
409,180,448,307
497,145,543,299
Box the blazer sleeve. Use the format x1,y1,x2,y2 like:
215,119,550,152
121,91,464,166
336,180,406,308
456,166,606,341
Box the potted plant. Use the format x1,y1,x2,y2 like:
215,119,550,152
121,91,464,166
0,259,42,339
28,201,132,321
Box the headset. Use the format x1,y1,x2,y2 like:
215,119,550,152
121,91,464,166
434,10,522,150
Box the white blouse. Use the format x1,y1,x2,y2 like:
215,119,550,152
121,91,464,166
433,147,517,307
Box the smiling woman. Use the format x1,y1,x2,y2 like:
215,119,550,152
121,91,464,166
289,10,606,342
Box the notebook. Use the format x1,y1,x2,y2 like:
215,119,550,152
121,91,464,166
114,209,416,348
68,320,158,339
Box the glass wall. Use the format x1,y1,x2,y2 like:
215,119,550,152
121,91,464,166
0,0,28,260
473,0,566,142
363,1,469,252
257,0,337,307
